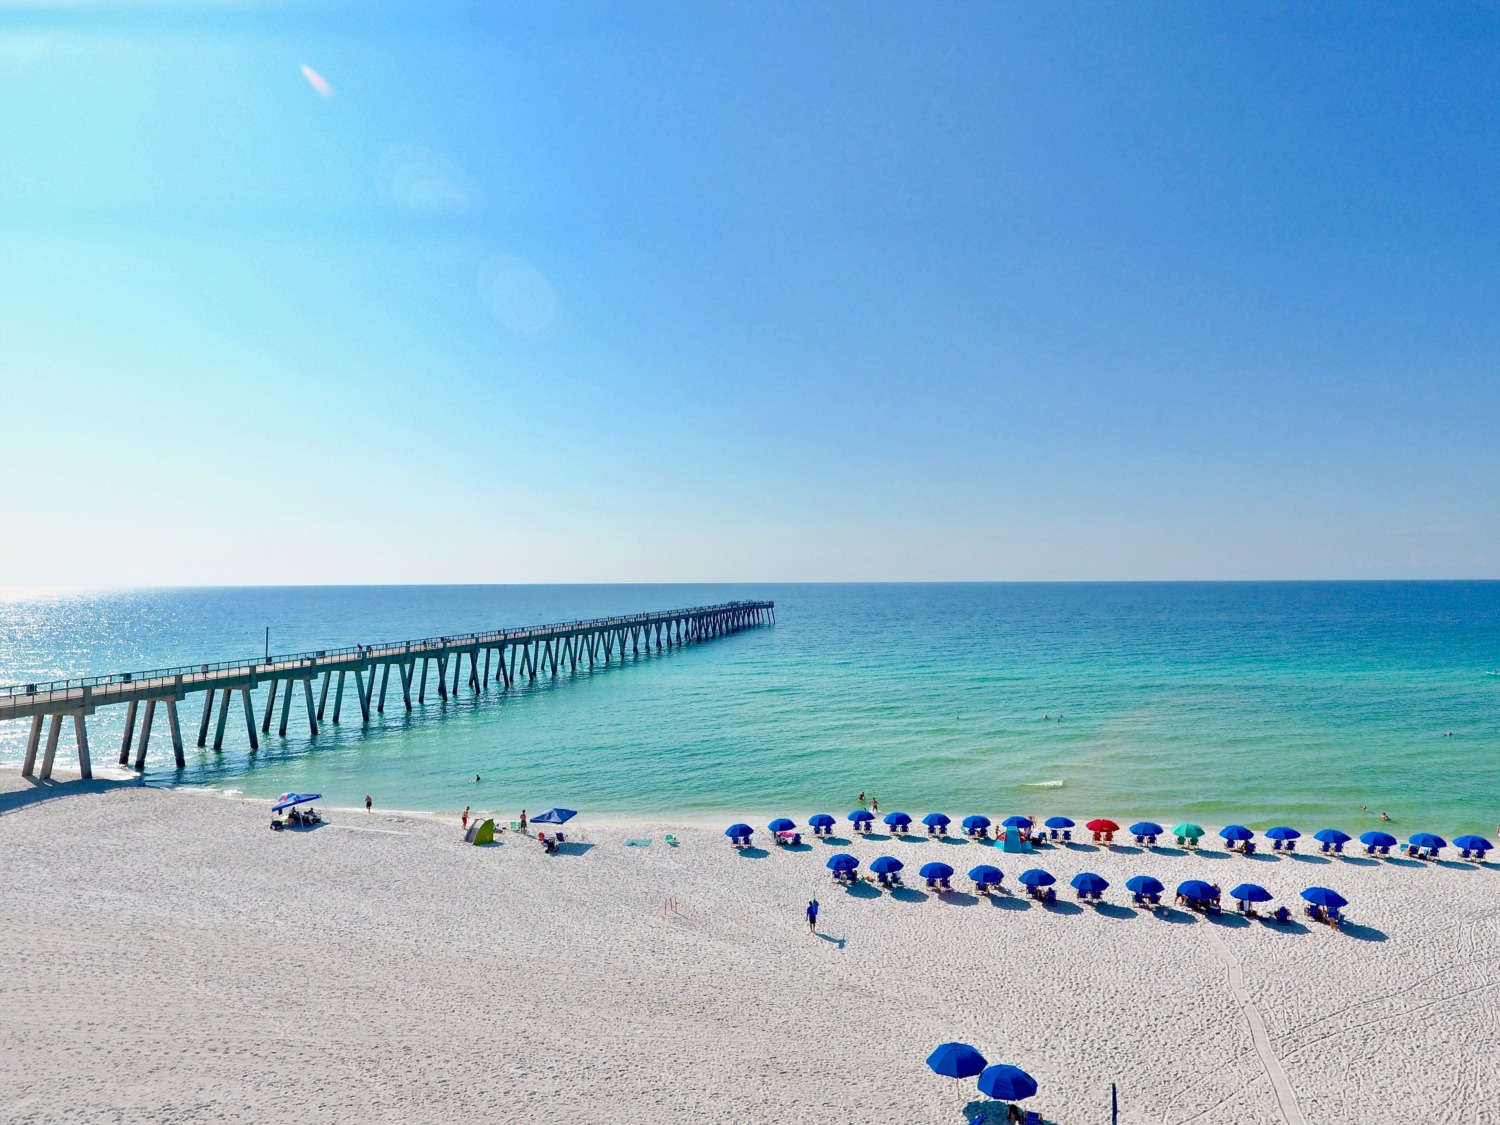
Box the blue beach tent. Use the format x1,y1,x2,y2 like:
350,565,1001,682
926,1042,987,1080
1220,825,1254,842
1409,832,1447,850
849,810,874,825
1129,821,1164,837
808,813,836,829
1360,830,1397,848
272,793,321,813
870,855,904,875
922,812,951,828
1071,872,1109,895
1266,826,1300,841
977,1064,1039,1102
968,865,1003,886
1125,875,1164,896
1230,883,1273,903
1002,815,1032,829
919,861,955,880
1314,828,1351,845
1301,887,1348,910
1177,879,1218,901
1044,816,1074,829
768,818,796,834
531,808,576,825
826,853,859,872
725,823,752,838
961,815,992,832
883,811,912,828
1017,868,1054,888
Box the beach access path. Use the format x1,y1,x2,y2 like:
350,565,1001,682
2,774,1497,1124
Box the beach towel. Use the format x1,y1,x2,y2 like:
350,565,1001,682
625,838,652,847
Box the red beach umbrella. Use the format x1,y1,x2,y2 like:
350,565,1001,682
1086,818,1119,832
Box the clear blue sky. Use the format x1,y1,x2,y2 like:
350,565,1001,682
1,1,1496,584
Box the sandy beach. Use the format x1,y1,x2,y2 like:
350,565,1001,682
2,773,1497,1125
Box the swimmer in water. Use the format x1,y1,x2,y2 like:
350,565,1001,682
1381,811,1391,821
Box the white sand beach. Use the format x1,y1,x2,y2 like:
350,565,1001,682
2,774,1497,1125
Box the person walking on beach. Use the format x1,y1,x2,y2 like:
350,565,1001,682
364,795,372,812
520,810,528,834
806,899,819,933
462,806,470,829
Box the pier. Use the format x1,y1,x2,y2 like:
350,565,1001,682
2,600,774,780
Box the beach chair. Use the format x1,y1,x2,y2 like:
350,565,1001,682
1378,845,1390,856
1274,906,1290,924
1272,840,1283,852
1333,841,1343,853
1175,836,1186,846
1025,1113,1042,1125
1244,842,1256,855
1319,842,1331,854
940,876,952,890
1146,834,1158,846
1406,845,1420,858
926,877,939,890
1104,831,1115,844
1148,892,1161,906
1132,893,1145,907
1460,848,1473,860
1091,831,1102,843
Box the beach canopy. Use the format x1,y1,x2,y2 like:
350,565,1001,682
1230,883,1273,903
849,810,875,824
1454,835,1493,852
1002,815,1033,829
1177,879,1218,901
1301,886,1348,910
968,865,1003,885
977,1064,1038,1102
1017,868,1055,887
1266,826,1301,841
531,808,576,825
1125,875,1164,896
919,861,955,880
1130,821,1164,836
725,823,752,838
1086,818,1119,832
768,818,797,833
926,1042,987,1080
1220,825,1254,842
1360,830,1397,847
1409,832,1447,850
1044,816,1075,829
962,815,992,831
923,812,951,827
1172,823,1205,838
809,813,836,829
883,811,912,827
870,855,904,874
1071,872,1109,895
272,793,321,812
826,853,860,872
467,818,495,845
1314,828,1351,845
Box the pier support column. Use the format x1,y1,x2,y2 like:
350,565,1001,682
399,662,413,710
353,669,371,722
197,690,216,748
213,688,232,750
470,649,481,691
377,664,390,714
241,689,258,750
74,713,92,779
22,714,44,777
452,652,463,695
118,699,138,766
332,671,346,723
165,699,185,767
134,700,156,771
277,679,294,737
437,655,449,700
418,657,429,703
317,671,331,721
303,678,318,736
483,647,491,687
39,714,63,779
261,681,279,734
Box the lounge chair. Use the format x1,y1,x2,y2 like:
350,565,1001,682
1148,892,1161,906
1407,845,1419,858
1333,841,1343,853
1104,831,1115,844
940,876,952,890
1461,848,1473,860
1025,1112,1042,1125
1176,835,1187,846
1133,834,1145,846
1091,831,1101,843
1285,840,1295,851
926,877,939,889
1378,845,1390,856
1320,842,1331,854
1244,842,1256,855
1146,834,1158,846
1272,840,1283,851
1062,829,1072,841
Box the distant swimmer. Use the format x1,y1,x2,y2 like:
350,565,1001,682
1381,811,1391,821
475,774,482,782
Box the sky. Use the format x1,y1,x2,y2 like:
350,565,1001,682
1,0,1496,585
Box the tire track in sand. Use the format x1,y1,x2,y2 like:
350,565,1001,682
1201,927,1307,1125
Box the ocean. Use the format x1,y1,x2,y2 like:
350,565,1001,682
1,583,1496,835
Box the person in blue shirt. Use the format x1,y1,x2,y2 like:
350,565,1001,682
806,899,819,932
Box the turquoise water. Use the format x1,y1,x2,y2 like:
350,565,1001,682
2,583,1497,836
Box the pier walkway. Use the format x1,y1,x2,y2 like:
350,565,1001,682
2,600,774,780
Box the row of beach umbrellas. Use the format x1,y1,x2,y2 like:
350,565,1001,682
927,1043,1038,1105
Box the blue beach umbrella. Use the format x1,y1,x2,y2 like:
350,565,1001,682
870,855,904,875
1454,835,1493,853
272,793,321,812
1409,832,1447,850
849,810,874,825
922,812,951,828
826,853,859,872
1044,816,1075,829
808,813,836,830
768,818,796,834
1360,830,1397,847
1177,879,1218,901
1301,887,1348,910
1230,883,1273,903
1017,868,1054,888
1266,826,1300,841
962,815,992,832
725,823,752,838
531,808,576,825
1125,875,1164,896
1220,825,1254,842
1314,828,1350,845
1129,821,1164,837
884,811,912,828
1070,872,1109,895
977,1064,1039,1102
968,865,1003,885
919,861,955,880
926,1042,987,1080
1002,815,1033,829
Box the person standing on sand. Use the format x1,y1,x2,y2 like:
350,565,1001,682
365,795,372,812
806,899,819,932
462,807,470,829
520,810,528,834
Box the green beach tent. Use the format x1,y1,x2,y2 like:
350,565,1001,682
470,818,495,845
